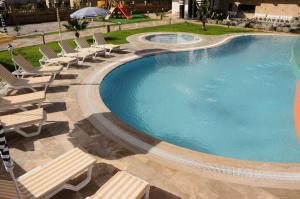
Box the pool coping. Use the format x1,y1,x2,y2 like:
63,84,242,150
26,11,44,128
135,32,203,45
78,32,300,183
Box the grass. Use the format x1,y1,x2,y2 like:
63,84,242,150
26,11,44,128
15,14,155,40
0,22,254,71
108,14,157,24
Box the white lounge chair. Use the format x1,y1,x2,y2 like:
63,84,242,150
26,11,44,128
86,171,150,199
59,40,95,63
92,33,121,55
0,108,46,137
74,38,105,57
0,64,52,94
12,55,63,79
39,46,78,70
0,91,46,112
1,148,96,199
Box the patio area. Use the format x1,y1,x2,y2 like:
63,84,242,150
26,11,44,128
1,34,300,199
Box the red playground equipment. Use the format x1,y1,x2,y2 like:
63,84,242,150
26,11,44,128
107,0,132,19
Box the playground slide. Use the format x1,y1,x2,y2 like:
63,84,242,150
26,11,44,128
105,7,116,20
117,2,132,19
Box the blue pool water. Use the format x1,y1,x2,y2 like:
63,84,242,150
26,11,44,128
145,34,196,44
101,36,300,163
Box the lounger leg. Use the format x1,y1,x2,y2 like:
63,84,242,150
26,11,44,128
4,87,9,96
81,57,85,63
44,84,49,92
18,105,28,111
107,48,112,55
37,101,42,108
144,186,150,199
14,123,42,137
43,165,94,199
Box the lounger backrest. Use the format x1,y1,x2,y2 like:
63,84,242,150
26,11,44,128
12,55,33,72
39,46,58,59
0,64,17,85
93,33,106,45
59,40,76,54
75,38,90,48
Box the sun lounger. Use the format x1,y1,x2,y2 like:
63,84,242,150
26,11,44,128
74,38,105,57
92,33,121,55
86,171,150,199
59,40,95,63
0,108,46,137
16,148,96,199
0,91,46,112
12,55,63,79
0,64,52,94
0,148,96,199
39,46,78,69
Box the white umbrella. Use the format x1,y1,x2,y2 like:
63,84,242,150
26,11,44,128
0,124,23,199
70,7,109,19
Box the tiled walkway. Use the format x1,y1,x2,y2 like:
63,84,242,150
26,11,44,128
7,18,181,49
1,34,300,199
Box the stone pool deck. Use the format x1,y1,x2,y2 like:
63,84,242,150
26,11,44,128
1,33,300,199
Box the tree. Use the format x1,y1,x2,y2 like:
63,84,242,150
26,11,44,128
13,25,21,36
63,19,89,38
195,0,211,31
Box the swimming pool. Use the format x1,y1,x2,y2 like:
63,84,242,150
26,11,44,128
100,35,300,163
144,33,199,44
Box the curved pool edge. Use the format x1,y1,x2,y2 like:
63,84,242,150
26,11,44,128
78,33,300,183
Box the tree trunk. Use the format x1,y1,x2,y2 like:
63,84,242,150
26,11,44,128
202,20,207,31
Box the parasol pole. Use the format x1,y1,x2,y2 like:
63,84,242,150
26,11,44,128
8,166,23,199
0,124,23,199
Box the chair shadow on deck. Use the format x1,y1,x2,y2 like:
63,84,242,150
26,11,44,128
6,121,70,152
58,73,78,80
0,161,26,181
52,163,181,199
68,111,164,160
64,112,182,198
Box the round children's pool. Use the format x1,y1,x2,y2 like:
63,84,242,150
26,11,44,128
143,33,201,44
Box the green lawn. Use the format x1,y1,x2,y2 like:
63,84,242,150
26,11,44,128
0,22,254,71
109,14,157,24
15,14,155,40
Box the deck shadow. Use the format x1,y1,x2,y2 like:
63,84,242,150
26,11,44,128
67,111,162,161
0,161,27,180
87,59,106,64
134,48,171,56
47,85,69,93
43,101,67,113
114,49,131,54
5,121,69,152
57,73,78,80
71,64,91,70
52,162,181,199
